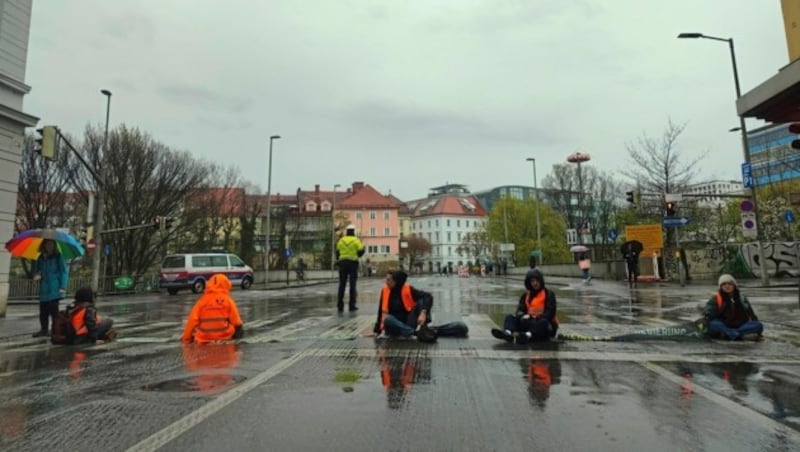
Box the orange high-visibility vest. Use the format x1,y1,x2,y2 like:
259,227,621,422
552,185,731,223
525,290,546,316
71,305,99,336
380,285,416,330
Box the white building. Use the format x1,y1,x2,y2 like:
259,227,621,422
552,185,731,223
685,180,745,208
407,184,488,273
0,0,37,316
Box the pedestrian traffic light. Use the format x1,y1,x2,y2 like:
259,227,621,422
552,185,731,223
665,201,676,216
153,216,162,230
790,123,800,149
165,217,174,229
34,125,57,160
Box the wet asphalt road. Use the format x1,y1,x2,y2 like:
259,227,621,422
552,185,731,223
1,275,800,451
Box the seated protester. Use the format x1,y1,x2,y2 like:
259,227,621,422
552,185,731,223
373,271,434,339
69,287,116,344
181,273,244,344
704,274,763,340
492,269,558,344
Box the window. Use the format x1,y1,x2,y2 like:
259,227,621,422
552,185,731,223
448,246,452,256
367,245,378,253
321,201,331,211
381,245,390,253
457,232,462,241
306,201,317,212
370,211,376,220
384,227,390,236
383,211,390,220
428,220,431,228
356,212,362,220
192,256,211,267
447,219,450,226
211,255,228,267
435,232,439,240
436,219,439,226
369,227,376,236
427,233,432,241
447,232,451,241
457,220,461,227
229,255,245,267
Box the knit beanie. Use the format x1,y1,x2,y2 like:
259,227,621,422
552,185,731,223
717,274,737,287
75,287,94,303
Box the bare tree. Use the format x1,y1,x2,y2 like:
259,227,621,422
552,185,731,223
456,231,491,261
180,164,244,253
623,118,706,197
405,234,432,267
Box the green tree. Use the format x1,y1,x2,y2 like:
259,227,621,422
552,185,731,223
485,197,571,264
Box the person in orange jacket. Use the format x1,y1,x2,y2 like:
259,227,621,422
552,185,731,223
181,273,244,344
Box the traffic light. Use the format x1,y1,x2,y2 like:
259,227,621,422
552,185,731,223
626,190,635,204
665,201,677,216
625,189,641,208
153,216,162,230
165,217,174,229
34,125,57,160
789,123,800,149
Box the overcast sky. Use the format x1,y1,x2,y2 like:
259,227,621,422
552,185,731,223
24,0,788,200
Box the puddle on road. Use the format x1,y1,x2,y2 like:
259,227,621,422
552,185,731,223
142,374,247,393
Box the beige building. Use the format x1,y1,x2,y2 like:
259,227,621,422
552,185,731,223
0,0,38,316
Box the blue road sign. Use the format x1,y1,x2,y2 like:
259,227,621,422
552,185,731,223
741,162,754,189
786,210,795,224
608,229,618,241
104,244,111,256
285,247,293,258
663,216,690,227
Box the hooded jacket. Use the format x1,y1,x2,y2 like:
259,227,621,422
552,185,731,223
35,251,68,302
181,274,244,344
704,286,758,328
374,270,433,333
515,269,557,325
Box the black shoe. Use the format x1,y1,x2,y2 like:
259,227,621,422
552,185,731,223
349,305,358,312
32,330,48,338
337,302,344,312
515,332,532,345
491,328,513,343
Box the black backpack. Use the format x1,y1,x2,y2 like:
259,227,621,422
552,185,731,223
51,308,77,345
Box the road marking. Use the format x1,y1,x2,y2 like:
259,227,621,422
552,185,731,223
125,349,311,452
641,362,800,442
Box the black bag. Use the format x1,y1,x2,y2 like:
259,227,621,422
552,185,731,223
51,310,76,345
432,321,469,338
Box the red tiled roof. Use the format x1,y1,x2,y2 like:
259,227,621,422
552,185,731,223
412,194,486,217
337,182,401,209
387,194,411,214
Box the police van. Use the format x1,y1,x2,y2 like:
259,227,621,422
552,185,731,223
159,252,254,295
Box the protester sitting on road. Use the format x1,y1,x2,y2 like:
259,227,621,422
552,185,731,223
373,271,434,340
181,274,244,344
492,268,558,344
703,274,763,340
66,287,116,344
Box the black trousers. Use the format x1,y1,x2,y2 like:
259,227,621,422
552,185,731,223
39,299,60,332
337,260,359,307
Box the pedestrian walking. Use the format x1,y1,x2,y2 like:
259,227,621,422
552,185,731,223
32,239,68,337
703,274,763,340
491,269,558,344
578,253,591,283
336,224,365,312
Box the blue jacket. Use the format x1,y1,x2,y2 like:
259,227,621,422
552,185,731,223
35,253,68,302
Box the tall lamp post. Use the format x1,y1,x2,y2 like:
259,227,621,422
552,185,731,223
264,135,281,287
331,183,341,277
526,158,542,264
91,89,112,295
678,32,769,286
566,152,591,245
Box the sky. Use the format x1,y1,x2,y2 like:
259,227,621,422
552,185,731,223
23,0,789,201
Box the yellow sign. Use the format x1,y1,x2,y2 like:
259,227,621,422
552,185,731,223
625,224,663,256
782,0,800,62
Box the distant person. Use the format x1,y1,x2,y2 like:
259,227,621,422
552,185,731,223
623,248,639,287
32,239,68,337
373,271,435,341
578,253,591,283
181,274,244,344
296,257,306,281
703,274,763,340
336,224,365,312
66,287,116,344
491,269,558,344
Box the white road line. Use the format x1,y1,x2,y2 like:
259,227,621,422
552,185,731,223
125,349,311,452
641,362,800,442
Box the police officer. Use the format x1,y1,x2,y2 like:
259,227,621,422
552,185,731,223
336,224,365,312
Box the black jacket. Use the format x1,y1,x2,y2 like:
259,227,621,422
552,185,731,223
516,269,557,324
374,271,433,332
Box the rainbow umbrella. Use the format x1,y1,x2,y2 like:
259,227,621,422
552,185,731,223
5,228,85,260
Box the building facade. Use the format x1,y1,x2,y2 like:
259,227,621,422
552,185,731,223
335,182,402,266
748,122,800,187
0,0,37,316
684,180,745,208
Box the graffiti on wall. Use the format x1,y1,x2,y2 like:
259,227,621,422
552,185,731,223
682,242,800,280
739,242,800,278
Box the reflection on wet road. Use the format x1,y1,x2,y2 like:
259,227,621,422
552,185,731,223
1,275,800,450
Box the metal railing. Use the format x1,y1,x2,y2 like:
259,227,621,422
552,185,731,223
7,273,161,300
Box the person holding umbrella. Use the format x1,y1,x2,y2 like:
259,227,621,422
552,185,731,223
621,241,643,287
32,239,69,337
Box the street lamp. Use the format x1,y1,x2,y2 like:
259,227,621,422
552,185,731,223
91,89,112,295
331,183,341,277
678,32,769,285
526,158,542,264
566,151,591,244
264,135,281,287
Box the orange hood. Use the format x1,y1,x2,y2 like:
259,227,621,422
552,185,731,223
205,273,232,294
